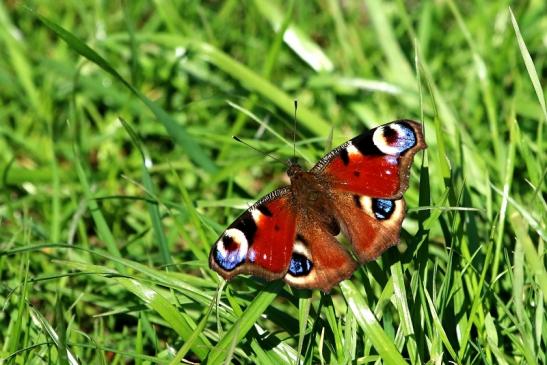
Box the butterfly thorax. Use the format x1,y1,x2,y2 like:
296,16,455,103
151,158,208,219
287,163,333,219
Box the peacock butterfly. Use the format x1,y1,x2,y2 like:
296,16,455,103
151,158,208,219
210,120,426,292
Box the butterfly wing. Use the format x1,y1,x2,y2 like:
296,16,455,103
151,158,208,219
333,193,406,263
313,120,426,198
209,187,297,281
283,222,357,292
314,120,425,264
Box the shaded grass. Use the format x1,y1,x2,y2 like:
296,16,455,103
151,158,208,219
1,1,546,364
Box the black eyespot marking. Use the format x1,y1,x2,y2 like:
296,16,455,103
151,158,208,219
353,132,383,156
353,195,362,209
340,148,350,165
383,126,398,143
232,213,257,244
371,198,395,220
296,234,308,245
222,235,236,250
258,205,273,217
288,252,313,277
353,170,360,177
213,234,247,271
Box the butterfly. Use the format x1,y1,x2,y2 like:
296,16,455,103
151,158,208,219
210,120,426,292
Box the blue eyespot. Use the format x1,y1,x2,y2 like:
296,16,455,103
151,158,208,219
372,199,395,220
214,247,245,270
288,253,313,277
213,233,247,271
388,123,416,152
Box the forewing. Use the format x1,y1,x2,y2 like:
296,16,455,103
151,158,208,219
312,120,426,198
209,187,297,281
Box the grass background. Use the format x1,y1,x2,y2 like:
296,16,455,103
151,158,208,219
1,0,546,364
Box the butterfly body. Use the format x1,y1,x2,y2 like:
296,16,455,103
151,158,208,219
210,120,426,292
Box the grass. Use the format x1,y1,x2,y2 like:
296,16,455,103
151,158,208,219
0,1,545,364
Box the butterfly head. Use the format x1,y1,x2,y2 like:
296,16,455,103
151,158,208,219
286,159,304,179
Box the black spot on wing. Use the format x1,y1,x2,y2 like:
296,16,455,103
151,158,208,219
371,198,395,220
296,234,308,245
288,252,313,277
222,235,236,250
352,195,362,209
382,125,398,143
352,131,383,156
231,212,257,244
257,205,273,217
340,148,350,165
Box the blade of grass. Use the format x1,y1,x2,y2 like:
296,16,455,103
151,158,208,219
207,281,283,365
253,0,333,72
32,9,217,173
391,262,418,363
509,8,547,123
29,307,79,365
119,117,171,265
168,301,214,365
340,280,408,365
510,213,547,305
196,41,331,136
218,0,294,160
491,117,517,282
508,213,538,363
365,0,415,89
0,4,41,112
116,277,210,360
297,295,312,365
73,148,123,270
6,252,30,363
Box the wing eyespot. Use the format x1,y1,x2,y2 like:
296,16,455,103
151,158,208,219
371,198,395,220
288,252,313,277
213,228,248,271
372,122,417,155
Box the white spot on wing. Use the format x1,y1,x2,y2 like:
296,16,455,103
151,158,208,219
346,142,360,156
293,240,311,257
359,196,372,215
251,208,263,223
373,126,398,155
249,249,256,262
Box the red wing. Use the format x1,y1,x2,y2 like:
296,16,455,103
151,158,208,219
283,221,357,292
312,120,426,198
333,192,406,263
209,187,297,281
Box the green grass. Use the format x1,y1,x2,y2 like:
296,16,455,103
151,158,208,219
1,1,545,364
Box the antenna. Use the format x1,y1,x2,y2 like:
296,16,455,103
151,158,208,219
293,99,298,160
232,136,287,167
